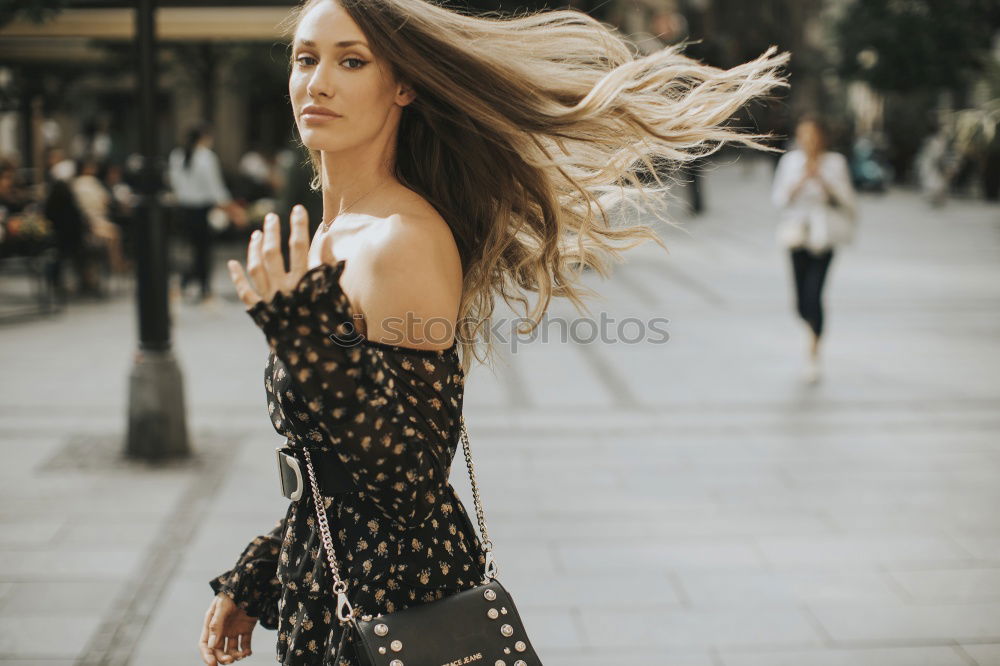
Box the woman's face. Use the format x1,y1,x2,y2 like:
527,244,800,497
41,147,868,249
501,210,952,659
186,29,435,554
796,121,825,156
289,0,414,153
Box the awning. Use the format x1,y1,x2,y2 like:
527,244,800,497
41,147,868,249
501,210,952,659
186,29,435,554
0,6,294,42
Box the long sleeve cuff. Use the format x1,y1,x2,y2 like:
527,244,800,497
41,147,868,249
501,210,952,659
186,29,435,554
209,522,285,630
245,259,358,347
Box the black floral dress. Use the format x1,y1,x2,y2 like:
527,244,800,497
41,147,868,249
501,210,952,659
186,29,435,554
209,259,487,665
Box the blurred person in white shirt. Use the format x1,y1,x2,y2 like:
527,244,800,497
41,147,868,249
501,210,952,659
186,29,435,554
772,116,858,383
167,123,246,303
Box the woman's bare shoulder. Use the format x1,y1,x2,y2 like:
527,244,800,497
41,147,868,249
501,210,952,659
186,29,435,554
353,206,462,350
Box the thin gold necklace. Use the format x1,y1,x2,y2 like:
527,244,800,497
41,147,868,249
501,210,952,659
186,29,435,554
321,180,389,233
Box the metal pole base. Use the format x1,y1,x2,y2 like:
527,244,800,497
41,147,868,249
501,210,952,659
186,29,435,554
125,348,191,460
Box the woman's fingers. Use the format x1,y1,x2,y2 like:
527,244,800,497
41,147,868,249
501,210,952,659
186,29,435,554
231,633,247,661
261,214,286,292
246,229,272,302
233,207,313,310
231,634,247,660
240,631,253,658
222,634,240,664
199,598,219,665
207,600,229,663
288,205,310,278
214,634,234,664
216,635,232,664
227,260,261,310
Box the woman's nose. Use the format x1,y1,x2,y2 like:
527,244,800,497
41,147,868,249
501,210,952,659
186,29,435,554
306,64,335,99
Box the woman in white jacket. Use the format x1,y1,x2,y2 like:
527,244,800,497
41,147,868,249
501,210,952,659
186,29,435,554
771,117,858,382
168,124,246,303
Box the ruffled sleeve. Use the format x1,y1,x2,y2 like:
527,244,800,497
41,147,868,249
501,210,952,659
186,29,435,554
244,259,457,528
208,517,284,630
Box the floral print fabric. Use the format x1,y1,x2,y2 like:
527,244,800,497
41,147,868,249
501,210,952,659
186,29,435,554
209,260,486,665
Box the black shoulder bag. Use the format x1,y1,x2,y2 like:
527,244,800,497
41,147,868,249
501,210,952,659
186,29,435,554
301,415,543,666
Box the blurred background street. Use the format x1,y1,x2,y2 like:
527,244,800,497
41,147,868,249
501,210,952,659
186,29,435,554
1,0,999,664
1,159,999,664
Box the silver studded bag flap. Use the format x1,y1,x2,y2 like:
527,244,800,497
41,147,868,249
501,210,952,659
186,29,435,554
301,415,543,666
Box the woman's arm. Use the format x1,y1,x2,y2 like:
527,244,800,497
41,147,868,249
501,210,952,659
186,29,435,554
230,211,459,528
818,153,858,218
208,517,284,630
771,151,805,208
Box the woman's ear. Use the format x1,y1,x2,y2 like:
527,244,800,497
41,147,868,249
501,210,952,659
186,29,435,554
396,84,417,108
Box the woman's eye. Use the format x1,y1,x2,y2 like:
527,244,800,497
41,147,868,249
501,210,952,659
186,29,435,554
295,55,317,67
343,57,367,69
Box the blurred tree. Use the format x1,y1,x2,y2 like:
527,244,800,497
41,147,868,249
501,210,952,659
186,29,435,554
835,0,1000,95
681,0,824,155
834,0,1000,184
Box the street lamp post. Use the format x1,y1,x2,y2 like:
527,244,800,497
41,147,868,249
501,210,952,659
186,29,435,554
125,0,191,460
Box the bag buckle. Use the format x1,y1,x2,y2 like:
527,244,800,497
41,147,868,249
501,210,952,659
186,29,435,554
276,446,304,501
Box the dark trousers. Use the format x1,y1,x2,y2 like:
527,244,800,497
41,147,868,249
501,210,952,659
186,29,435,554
790,247,834,338
179,205,213,298
47,243,95,298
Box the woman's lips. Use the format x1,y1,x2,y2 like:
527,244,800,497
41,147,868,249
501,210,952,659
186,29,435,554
301,112,339,123
301,106,341,122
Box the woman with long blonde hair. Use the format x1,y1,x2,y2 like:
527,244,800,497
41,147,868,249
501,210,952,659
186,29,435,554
199,0,787,663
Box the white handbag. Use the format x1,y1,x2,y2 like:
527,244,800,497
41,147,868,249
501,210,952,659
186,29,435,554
776,218,808,249
778,203,856,252
811,203,856,250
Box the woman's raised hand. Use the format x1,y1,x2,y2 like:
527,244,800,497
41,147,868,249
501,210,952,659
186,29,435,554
228,204,331,309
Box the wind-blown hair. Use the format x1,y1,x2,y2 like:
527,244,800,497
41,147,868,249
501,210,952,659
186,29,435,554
280,0,788,372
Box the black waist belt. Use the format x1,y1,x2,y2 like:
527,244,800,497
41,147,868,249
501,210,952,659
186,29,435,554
275,442,356,501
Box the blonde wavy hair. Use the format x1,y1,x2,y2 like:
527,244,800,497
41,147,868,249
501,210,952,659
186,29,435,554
279,0,788,373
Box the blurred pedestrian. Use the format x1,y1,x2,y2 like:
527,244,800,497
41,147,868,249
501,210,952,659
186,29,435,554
102,162,138,264
71,116,113,164
43,157,97,299
72,157,129,275
772,116,857,383
167,123,246,304
916,120,957,207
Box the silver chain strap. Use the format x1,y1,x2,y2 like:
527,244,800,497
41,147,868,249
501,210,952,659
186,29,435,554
301,446,354,623
458,414,498,581
301,414,496,625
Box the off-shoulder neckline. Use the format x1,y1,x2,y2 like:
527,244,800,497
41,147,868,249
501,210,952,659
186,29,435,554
303,260,460,358
359,337,459,357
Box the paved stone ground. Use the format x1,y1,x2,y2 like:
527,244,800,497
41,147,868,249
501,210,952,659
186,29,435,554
1,157,998,665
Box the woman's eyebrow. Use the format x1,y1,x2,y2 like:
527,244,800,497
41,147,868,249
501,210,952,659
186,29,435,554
297,38,369,48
